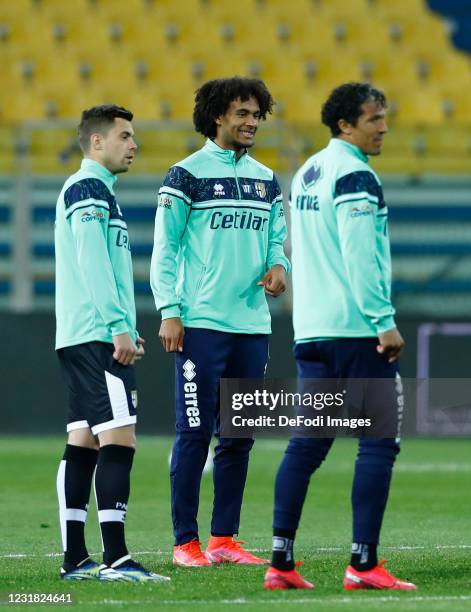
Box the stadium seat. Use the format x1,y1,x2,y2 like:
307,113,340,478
0,0,471,173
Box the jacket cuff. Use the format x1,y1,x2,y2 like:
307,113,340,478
110,320,130,337
161,305,181,320
268,258,291,274
375,315,396,335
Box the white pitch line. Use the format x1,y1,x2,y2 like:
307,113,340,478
2,543,471,559
86,595,471,606
310,463,471,473
395,463,471,473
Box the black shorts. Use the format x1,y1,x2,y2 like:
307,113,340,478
57,341,137,435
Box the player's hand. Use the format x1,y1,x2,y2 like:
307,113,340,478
257,264,287,297
159,317,184,353
112,332,137,366
377,328,405,363
132,336,146,363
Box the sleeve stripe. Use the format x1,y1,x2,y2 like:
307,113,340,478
192,200,271,212
334,192,379,207
159,187,191,205
65,199,110,219
335,197,378,208
109,220,128,230
272,195,283,205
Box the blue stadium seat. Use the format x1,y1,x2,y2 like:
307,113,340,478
427,0,471,17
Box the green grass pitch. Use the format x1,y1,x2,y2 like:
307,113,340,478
1,436,470,611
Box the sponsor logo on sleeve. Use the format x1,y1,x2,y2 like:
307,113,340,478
158,195,173,209
81,210,105,223
350,204,374,218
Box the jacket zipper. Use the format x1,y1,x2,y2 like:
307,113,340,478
232,158,242,200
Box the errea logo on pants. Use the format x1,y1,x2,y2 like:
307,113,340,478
183,360,200,427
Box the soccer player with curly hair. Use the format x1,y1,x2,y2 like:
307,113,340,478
151,77,290,567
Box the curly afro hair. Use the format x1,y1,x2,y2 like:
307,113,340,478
193,77,274,138
321,82,387,136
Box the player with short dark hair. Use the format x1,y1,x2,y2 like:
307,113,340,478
55,104,169,583
77,104,134,153
151,77,290,567
263,83,417,591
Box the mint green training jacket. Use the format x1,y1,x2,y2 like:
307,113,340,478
55,159,137,350
150,139,290,334
290,138,396,341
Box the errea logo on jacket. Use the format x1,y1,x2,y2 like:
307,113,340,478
214,183,225,196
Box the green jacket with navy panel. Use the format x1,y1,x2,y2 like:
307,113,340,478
55,158,137,350
150,139,290,334
290,138,396,341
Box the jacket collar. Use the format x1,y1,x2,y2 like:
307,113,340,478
81,158,118,190
203,139,248,164
329,138,369,163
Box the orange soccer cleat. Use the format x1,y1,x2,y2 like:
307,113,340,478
264,562,315,590
343,560,417,590
205,536,269,564
173,539,212,567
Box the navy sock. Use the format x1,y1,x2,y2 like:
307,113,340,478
350,543,378,571
57,444,98,568
95,445,135,566
271,528,296,571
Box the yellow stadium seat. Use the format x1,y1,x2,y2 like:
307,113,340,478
135,125,203,172
439,91,471,125
0,125,17,173
316,0,369,19
0,0,469,175
369,0,427,19
0,0,31,21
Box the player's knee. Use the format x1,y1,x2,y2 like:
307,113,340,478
215,437,254,455
357,439,400,464
97,425,136,449
287,437,332,457
67,428,98,450
171,430,211,475
176,428,212,448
